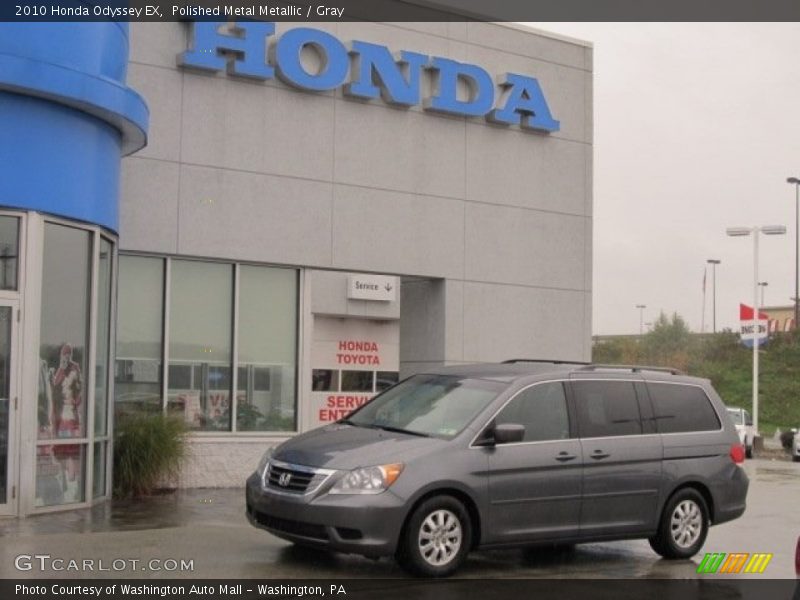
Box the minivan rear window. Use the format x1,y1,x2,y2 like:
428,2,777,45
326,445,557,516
649,383,721,433
344,374,505,439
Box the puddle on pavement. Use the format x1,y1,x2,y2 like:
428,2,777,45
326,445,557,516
0,489,246,537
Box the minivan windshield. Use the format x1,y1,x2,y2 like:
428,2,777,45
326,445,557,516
343,374,505,439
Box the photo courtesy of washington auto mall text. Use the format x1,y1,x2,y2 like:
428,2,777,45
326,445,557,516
13,583,348,598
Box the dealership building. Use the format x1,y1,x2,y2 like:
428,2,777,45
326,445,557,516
0,15,592,515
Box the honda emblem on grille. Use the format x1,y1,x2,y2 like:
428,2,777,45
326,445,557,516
278,472,292,487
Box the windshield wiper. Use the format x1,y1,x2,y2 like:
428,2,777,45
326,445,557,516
373,424,430,438
338,420,430,437
338,419,381,430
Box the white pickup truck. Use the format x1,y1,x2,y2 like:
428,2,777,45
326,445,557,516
726,407,755,459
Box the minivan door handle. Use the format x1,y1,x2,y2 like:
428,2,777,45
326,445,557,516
555,451,577,462
590,450,610,460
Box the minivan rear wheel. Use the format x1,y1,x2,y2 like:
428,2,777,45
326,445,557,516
649,488,709,559
396,495,471,577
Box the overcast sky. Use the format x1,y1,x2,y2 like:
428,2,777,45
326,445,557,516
526,23,800,335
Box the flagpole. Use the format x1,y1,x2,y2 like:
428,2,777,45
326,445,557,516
753,232,759,436
701,266,707,333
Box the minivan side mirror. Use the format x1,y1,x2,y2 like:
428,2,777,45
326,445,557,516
493,423,525,444
474,422,526,446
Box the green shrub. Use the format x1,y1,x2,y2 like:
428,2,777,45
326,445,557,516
113,414,187,498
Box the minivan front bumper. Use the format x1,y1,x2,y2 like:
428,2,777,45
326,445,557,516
245,472,408,558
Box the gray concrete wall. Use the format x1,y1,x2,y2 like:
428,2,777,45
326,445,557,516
121,19,593,403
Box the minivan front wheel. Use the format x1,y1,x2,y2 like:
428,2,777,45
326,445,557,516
649,488,709,559
397,496,472,577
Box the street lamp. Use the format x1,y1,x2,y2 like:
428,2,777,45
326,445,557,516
758,281,768,306
707,259,721,333
635,304,646,335
788,177,800,330
726,224,787,436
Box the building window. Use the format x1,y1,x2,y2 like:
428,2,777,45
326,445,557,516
341,370,374,392
312,369,338,392
375,371,399,392
115,255,299,434
0,216,19,291
115,256,164,418
167,260,233,432
94,239,113,438
36,223,92,506
0,306,12,504
236,265,297,432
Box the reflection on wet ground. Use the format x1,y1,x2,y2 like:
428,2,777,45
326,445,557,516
0,459,798,579
0,488,242,536
753,461,800,484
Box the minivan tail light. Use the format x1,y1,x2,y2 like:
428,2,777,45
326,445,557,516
729,444,745,465
795,536,800,576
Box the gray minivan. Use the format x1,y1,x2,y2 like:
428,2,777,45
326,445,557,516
245,362,749,576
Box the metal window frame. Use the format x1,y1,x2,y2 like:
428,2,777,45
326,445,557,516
21,214,118,515
120,251,302,438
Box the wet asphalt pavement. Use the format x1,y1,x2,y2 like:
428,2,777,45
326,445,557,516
0,458,798,580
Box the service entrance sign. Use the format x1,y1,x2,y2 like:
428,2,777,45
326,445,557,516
308,317,399,428
347,274,397,302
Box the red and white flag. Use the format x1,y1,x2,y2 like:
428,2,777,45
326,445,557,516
739,303,769,345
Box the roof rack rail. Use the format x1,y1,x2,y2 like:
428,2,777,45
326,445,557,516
503,359,591,365
577,364,685,376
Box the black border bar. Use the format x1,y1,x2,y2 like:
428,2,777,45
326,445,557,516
3,579,800,600
4,0,800,22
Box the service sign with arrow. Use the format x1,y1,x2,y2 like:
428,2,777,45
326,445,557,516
739,303,769,348
347,274,398,302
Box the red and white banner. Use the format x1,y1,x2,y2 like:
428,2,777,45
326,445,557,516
739,303,769,345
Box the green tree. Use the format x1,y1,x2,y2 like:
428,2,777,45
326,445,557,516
640,311,693,370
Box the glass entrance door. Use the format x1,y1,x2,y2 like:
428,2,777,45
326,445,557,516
0,302,17,515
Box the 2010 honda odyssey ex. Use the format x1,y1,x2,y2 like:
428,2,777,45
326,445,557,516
245,361,749,576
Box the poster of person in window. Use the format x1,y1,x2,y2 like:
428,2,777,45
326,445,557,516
36,343,83,504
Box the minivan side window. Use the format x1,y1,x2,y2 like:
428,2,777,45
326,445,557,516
648,383,721,433
494,382,569,442
573,381,642,438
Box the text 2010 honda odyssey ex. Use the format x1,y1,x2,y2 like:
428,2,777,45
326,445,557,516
245,362,749,576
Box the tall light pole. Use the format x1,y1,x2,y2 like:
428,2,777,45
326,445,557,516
707,259,721,333
758,281,768,306
636,304,646,335
727,225,787,436
788,177,800,330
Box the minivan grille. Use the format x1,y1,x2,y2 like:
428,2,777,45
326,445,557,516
264,461,332,494
252,511,329,541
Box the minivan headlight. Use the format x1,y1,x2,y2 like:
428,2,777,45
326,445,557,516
329,463,404,495
256,447,274,477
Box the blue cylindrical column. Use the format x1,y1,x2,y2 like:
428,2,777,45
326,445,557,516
0,23,149,232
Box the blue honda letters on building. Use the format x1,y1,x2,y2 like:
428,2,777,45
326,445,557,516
179,22,560,133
